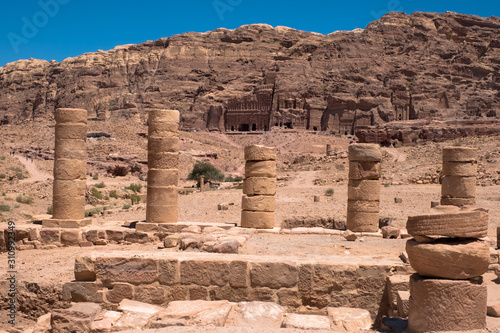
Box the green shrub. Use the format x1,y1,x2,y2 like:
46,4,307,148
16,172,25,180
325,188,334,196
0,156,5,160
92,174,99,180
138,175,144,181
16,194,33,204
109,190,118,199
85,208,102,217
125,183,142,193
225,175,243,182
9,167,22,172
0,205,10,212
94,182,106,188
47,206,53,214
122,204,131,210
131,195,141,205
91,187,102,199
187,161,224,183
0,174,5,179
1,192,5,196
236,184,243,190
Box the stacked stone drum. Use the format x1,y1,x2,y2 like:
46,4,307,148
241,145,277,229
346,144,382,232
441,147,477,206
406,147,488,333
146,110,179,224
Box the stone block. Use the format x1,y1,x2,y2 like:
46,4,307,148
381,226,401,239
250,261,298,289
348,179,380,201
55,108,87,124
328,307,373,332
441,175,476,198
52,196,86,220
224,301,285,328
163,234,181,248
440,196,476,206
146,186,178,205
159,300,232,327
442,146,477,162
397,290,410,317
406,208,488,238
241,211,275,229
75,255,96,281
61,229,82,246
408,274,487,332
243,177,276,196
229,260,249,288
346,211,379,232
135,222,160,233
148,109,180,124
241,195,275,212
244,145,277,161
406,239,490,279
488,303,500,317
188,285,209,300
124,231,150,244
277,289,301,307
105,229,125,242
283,314,331,330
55,123,87,140
105,282,134,304
51,302,100,333
147,169,178,187
180,260,230,287
148,122,179,137
348,161,381,180
386,275,410,310
134,285,167,304
245,161,277,178
53,179,86,197
54,139,87,160
95,257,158,287
348,143,382,162
117,299,164,315
146,205,178,224
148,136,179,153
347,199,379,213
148,152,179,170
158,259,179,285
442,161,477,176
62,282,103,303
39,229,60,243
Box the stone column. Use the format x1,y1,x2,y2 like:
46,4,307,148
406,206,489,332
441,147,477,206
326,144,333,157
44,108,89,228
200,175,204,192
241,145,276,229
146,109,179,224
346,143,381,232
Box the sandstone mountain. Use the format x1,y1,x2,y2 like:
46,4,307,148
0,11,499,142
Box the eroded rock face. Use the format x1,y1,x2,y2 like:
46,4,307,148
1,12,498,135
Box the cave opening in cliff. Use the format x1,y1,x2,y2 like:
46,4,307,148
252,124,256,131
239,124,250,131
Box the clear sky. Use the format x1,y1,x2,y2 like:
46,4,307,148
0,0,498,67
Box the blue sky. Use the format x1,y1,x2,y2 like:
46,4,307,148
0,0,498,67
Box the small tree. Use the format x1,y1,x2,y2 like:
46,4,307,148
187,161,224,186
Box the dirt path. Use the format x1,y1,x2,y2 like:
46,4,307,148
16,156,52,183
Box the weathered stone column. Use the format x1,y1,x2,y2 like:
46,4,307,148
346,144,381,232
441,147,477,206
44,108,89,228
241,145,276,229
406,206,489,332
146,109,179,224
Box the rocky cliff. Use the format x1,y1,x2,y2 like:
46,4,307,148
0,11,499,138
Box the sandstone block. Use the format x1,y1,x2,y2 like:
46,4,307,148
148,136,179,153
148,122,179,137
51,302,100,333
105,282,134,304
348,143,382,162
241,211,275,229
229,260,249,288
55,108,87,124
158,259,179,285
441,175,476,198
105,229,124,242
386,275,410,310
406,239,490,279
283,314,331,330
61,229,82,246
224,302,285,328
441,196,476,206
347,199,379,213
348,179,380,201
408,274,487,332
163,234,181,248
95,257,158,287
442,161,477,176
241,195,275,212
245,161,277,178
243,177,276,196
148,152,179,170
75,255,96,281
488,303,500,317
39,229,60,243
146,186,178,205
250,261,298,289
134,285,166,304
146,205,178,224
118,299,164,315
147,169,178,187
406,208,488,238
53,179,86,197
55,123,87,140
346,211,379,232
328,307,372,332
52,196,85,220
53,159,87,180
396,291,410,317
159,300,231,325
348,161,381,180
443,147,478,162
244,145,277,161
180,260,230,287
61,282,103,303
55,139,86,160
148,109,180,123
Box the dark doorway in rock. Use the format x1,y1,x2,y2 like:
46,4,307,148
239,124,250,131
252,124,257,131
